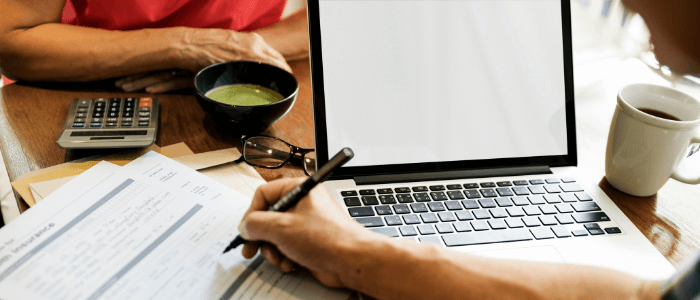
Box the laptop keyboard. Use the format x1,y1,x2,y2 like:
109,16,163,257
341,178,621,247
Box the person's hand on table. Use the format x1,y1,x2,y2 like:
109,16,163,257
115,31,292,93
238,178,380,288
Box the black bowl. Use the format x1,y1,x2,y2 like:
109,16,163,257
194,61,298,133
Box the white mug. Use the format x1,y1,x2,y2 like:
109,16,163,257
605,83,700,197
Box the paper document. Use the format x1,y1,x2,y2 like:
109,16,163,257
0,152,348,300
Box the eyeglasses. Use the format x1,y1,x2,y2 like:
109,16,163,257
237,135,317,176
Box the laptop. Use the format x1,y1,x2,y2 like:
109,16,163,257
307,0,674,279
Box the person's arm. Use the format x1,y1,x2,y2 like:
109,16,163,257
0,0,289,82
239,178,664,300
254,8,309,62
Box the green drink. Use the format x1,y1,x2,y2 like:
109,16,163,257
205,84,285,106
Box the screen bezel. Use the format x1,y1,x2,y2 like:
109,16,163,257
308,0,577,180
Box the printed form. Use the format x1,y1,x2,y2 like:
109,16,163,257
0,152,348,300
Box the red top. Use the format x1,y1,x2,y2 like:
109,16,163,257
60,0,287,31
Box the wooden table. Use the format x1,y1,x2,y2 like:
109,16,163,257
1,57,700,269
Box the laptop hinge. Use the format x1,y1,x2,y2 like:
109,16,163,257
353,166,552,185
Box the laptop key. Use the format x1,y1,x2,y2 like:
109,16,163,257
410,203,429,213
522,217,541,227
530,227,555,240
575,192,593,201
412,186,428,192
418,236,443,246
513,180,529,186
555,214,574,224
551,226,571,238
560,183,584,192
511,197,529,206
572,202,601,212
528,186,546,194
545,178,561,184
463,183,479,189
455,211,474,221
379,195,397,204
539,215,558,226
392,204,411,214
560,193,578,203
505,218,525,228
447,191,465,200
480,182,496,188
402,214,421,224
584,223,600,230
445,201,463,210
375,205,393,215
478,198,497,208
488,219,507,230
529,179,545,185
480,189,497,197
359,189,376,195
523,206,541,216
464,190,481,199
420,213,439,223
399,226,418,236
430,192,448,201
473,209,491,219
427,202,446,212
544,195,562,204
429,185,446,191
605,227,622,234
561,178,576,183
489,208,508,218
361,196,379,205
436,223,454,234
417,224,436,235
437,211,457,222
471,220,490,231
572,212,610,223
506,207,525,217
512,187,530,196
572,230,588,237
442,229,533,246
555,203,573,213
344,197,361,207
395,187,411,193
495,197,513,207
453,222,472,232
496,188,514,197
384,215,403,226
414,193,431,202
397,194,414,203
349,207,375,217
588,229,605,235
446,184,463,190
539,205,558,215
497,181,512,187
528,195,546,205
355,217,384,227
370,227,400,237
341,191,358,196
377,188,394,194
461,200,480,209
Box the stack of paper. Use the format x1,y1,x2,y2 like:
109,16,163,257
0,151,349,300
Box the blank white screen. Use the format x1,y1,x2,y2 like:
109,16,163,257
319,0,568,167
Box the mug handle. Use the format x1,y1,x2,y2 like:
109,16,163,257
671,133,700,184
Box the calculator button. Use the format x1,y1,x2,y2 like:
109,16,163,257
121,122,133,127
121,117,133,122
139,107,151,112
77,99,92,106
138,121,150,127
105,122,118,127
139,112,150,117
93,107,104,113
75,113,87,118
123,107,133,112
90,122,102,128
94,102,106,108
108,112,118,118
73,118,86,123
76,108,88,113
139,98,152,108
123,112,133,117
90,118,102,122
106,117,118,122
109,107,119,112
138,117,150,122
72,122,85,128
93,112,103,118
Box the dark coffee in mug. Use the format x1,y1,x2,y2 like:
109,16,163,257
638,108,682,121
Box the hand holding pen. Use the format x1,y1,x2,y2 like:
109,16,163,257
223,148,354,253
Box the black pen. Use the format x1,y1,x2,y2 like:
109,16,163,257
222,147,354,253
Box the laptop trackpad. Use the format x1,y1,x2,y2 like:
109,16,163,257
470,246,565,263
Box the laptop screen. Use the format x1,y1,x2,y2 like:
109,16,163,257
309,0,576,177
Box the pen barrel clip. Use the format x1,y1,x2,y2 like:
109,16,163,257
269,185,307,212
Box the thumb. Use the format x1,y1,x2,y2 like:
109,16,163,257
239,211,291,244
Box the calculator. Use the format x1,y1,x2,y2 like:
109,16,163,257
57,97,159,149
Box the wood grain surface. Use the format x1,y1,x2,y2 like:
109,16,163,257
1,58,700,271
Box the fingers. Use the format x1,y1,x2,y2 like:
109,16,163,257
239,210,289,243
119,71,176,92
144,76,194,93
247,178,306,213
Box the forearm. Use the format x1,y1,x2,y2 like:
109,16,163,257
338,237,662,300
254,8,309,61
0,24,233,82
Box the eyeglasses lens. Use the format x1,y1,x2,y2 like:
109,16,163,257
303,152,317,176
243,137,293,167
